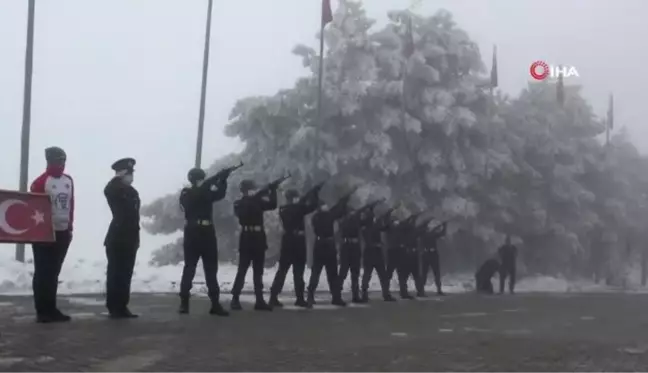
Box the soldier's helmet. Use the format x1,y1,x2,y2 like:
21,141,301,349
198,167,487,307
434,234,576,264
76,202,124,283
187,168,206,183
45,146,66,162
240,179,256,192
284,189,299,200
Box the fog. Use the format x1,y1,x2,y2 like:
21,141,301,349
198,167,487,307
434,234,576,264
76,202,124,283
1,0,646,262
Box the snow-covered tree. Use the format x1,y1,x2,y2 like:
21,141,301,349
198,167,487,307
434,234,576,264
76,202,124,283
142,2,647,280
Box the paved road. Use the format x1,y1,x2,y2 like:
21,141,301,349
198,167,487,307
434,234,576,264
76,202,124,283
1,291,648,371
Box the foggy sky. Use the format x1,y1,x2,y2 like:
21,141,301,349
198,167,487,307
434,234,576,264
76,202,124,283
0,0,646,262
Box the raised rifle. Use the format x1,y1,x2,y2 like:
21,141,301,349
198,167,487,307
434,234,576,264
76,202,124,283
256,172,292,196
299,180,326,204
212,161,244,181
351,198,385,217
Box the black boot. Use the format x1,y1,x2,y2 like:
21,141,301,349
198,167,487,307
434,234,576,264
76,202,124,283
307,291,316,307
360,290,369,303
400,291,414,300
210,302,230,316
383,292,396,302
269,294,283,308
294,296,309,308
230,296,242,311
179,295,190,314
436,289,445,296
254,295,272,311
332,295,347,307
417,290,427,297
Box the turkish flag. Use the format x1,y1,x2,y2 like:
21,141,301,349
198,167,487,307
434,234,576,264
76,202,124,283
0,189,55,244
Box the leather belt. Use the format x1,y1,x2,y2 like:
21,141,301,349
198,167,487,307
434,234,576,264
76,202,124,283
343,238,359,243
316,236,334,241
189,220,212,226
286,230,305,236
242,225,262,232
426,247,437,252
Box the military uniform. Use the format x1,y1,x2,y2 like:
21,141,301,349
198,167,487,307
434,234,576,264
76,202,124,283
178,168,229,316
498,239,518,294
385,218,415,299
269,189,319,308
360,211,394,302
103,158,140,318
307,200,349,306
337,210,364,303
230,180,277,311
416,222,447,296
475,258,500,294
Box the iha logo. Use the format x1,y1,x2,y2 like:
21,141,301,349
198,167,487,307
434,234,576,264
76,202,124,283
529,61,579,80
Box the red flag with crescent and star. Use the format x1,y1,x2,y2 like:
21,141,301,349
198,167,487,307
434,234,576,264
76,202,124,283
0,190,55,244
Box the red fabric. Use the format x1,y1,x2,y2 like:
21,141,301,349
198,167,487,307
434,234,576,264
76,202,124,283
322,0,333,27
46,164,65,177
30,172,48,193
0,190,55,243
66,174,75,232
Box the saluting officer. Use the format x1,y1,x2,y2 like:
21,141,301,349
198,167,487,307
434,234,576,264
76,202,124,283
230,180,278,311
103,158,140,319
269,188,319,308
178,168,229,316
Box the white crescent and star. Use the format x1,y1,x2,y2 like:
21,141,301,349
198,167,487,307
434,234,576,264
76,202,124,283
0,199,44,235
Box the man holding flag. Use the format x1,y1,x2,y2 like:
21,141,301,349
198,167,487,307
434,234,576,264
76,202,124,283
29,147,75,323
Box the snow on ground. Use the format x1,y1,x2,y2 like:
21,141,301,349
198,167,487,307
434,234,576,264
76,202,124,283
0,246,640,296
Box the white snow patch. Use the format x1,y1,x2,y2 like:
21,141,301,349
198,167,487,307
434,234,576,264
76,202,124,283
0,248,642,296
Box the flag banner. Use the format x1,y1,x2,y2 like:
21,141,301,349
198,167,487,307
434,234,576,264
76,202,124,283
490,45,498,88
0,190,55,244
322,0,333,28
607,94,614,129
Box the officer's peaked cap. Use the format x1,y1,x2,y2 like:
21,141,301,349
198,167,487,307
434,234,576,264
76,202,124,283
284,189,299,199
112,157,136,173
240,179,256,192
187,168,206,182
45,146,66,162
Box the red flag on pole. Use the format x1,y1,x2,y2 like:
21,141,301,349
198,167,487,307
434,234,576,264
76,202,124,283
322,0,333,28
0,190,55,244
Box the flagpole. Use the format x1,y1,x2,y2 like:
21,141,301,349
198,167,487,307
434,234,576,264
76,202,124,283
194,0,214,168
316,20,326,146
16,0,37,263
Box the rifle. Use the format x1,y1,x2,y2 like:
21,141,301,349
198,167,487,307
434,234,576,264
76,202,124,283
256,173,291,196
299,180,326,204
212,161,244,181
349,198,385,218
378,207,396,221
404,211,423,225
338,186,359,204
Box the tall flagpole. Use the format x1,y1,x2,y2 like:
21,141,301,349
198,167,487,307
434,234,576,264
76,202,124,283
16,0,37,263
316,15,326,136
194,0,214,168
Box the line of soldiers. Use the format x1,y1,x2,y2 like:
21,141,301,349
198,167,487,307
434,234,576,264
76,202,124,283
177,163,452,315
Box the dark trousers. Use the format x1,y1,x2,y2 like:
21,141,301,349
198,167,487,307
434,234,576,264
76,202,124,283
105,242,138,313
270,233,307,299
180,225,220,301
32,230,71,315
476,274,494,294
499,261,516,293
361,246,389,295
417,250,442,293
386,248,410,294
231,231,266,299
338,240,361,296
308,239,340,298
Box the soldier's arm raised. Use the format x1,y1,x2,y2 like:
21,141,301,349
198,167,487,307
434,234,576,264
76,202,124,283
260,188,278,211
208,179,228,202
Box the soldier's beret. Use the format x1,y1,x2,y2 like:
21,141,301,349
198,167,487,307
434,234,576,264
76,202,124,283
112,157,136,173
45,146,66,162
